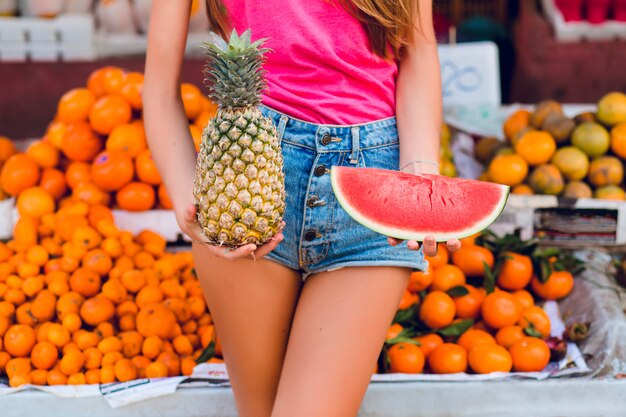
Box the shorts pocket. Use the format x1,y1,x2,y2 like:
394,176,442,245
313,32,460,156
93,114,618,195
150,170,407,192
361,142,400,171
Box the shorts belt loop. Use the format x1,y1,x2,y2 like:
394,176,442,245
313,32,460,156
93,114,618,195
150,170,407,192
276,115,289,141
349,126,360,164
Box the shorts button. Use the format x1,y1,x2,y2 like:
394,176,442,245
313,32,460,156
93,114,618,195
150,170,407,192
307,197,319,207
320,134,332,146
314,165,326,177
304,230,317,241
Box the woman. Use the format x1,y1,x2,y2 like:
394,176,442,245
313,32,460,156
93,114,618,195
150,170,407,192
143,1,460,416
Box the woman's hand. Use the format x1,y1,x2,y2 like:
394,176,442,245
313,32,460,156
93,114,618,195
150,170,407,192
179,204,285,260
387,236,461,257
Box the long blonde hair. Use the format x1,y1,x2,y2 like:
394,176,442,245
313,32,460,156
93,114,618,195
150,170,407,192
205,0,419,59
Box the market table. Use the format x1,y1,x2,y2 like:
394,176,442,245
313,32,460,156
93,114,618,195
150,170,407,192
3,378,626,417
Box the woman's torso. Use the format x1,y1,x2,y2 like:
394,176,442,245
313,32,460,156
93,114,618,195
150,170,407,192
221,0,398,125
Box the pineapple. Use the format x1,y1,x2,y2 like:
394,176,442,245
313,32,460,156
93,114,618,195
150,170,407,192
194,30,285,247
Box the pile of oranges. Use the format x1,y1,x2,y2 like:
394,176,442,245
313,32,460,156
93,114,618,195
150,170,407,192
381,234,576,375
0,66,216,212
0,200,222,388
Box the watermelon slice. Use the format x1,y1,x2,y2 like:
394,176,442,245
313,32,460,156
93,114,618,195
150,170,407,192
330,167,509,242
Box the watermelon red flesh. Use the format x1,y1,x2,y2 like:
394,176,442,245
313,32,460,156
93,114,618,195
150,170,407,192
330,166,509,242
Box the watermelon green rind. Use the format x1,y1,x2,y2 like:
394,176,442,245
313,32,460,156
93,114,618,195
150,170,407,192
330,167,510,242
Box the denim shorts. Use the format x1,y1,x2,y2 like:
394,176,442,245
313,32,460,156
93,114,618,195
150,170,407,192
260,105,427,281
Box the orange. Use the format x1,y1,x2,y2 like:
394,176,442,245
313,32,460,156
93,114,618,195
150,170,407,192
509,337,550,372
4,324,37,357
172,335,194,356
14,217,39,247
47,323,71,347
120,72,144,110
387,342,425,374
101,279,128,304
56,291,84,320
514,131,557,166
146,360,170,378
132,355,151,377
413,333,443,359
137,303,178,339
71,182,109,206
195,110,214,130
65,162,92,189
431,264,466,292
119,314,136,331
17,187,55,218
26,245,49,266
397,289,419,310
610,123,626,158
503,109,531,141
39,168,67,200
142,335,164,359
452,245,494,278
156,351,181,377
62,121,103,163
27,140,60,169
407,265,433,292
181,357,196,376
0,315,10,337
106,121,147,158
116,182,156,211
83,347,102,370
518,306,551,339
0,136,17,164
0,352,13,375
428,343,467,374
0,154,41,196
497,252,533,291
100,364,116,383
457,328,496,353
424,244,449,268
87,67,124,97
98,336,123,354
157,184,174,209
62,313,82,333
512,184,534,195
30,290,57,322
31,341,59,370
418,291,456,329
135,150,162,185
72,226,102,250
60,350,85,376
46,368,67,385
164,298,192,323
452,284,484,319
488,154,529,187
91,151,134,191
481,291,522,329
6,357,31,378
181,83,204,120
530,271,574,300
89,95,132,135
495,325,526,349
468,343,512,373
80,296,115,326
512,290,535,309
121,269,146,293
57,88,96,124
9,373,32,387
30,369,48,385
85,369,101,384
87,204,114,229
82,249,113,276
69,268,101,297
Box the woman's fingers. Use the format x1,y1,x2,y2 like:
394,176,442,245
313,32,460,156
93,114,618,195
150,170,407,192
446,238,462,253
184,204,197,222
421,235,437,256
252,233,285,258
387,237,403,246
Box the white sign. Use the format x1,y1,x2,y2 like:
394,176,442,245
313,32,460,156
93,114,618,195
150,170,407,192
438,41,501,107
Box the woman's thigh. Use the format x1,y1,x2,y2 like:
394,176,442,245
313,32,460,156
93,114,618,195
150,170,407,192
270,266,410,417
192,243,303,417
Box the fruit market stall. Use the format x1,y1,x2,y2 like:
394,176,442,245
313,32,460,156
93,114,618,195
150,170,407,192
2,2,626,417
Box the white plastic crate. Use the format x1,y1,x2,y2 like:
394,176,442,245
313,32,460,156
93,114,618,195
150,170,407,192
0,14,95,61
541,0,626,42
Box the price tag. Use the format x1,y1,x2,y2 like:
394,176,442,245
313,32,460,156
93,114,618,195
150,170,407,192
438,41,501,107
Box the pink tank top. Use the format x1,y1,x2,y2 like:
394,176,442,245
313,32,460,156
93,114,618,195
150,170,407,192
221,0,398,125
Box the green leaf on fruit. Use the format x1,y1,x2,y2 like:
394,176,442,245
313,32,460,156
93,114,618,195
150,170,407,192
437,319,474,337
195,341,215,364
447,286,470,297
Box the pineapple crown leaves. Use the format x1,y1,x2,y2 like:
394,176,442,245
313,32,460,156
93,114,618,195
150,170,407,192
202,29,271,109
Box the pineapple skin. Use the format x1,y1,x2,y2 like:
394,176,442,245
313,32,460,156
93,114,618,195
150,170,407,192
193,107,285,247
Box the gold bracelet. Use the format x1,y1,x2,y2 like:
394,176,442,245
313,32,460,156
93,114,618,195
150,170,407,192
400,160,440,172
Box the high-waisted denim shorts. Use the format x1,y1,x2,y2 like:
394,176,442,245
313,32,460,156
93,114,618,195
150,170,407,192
260,105,426,281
